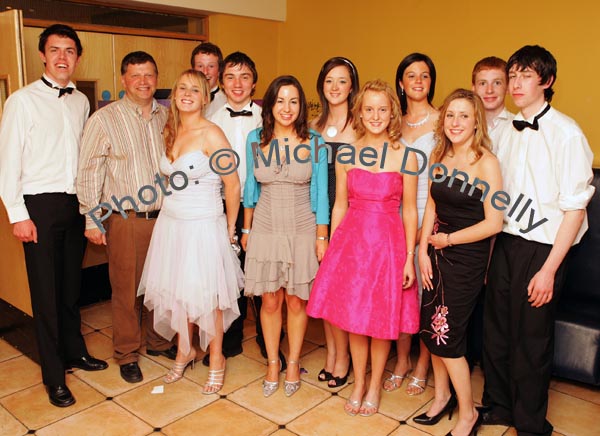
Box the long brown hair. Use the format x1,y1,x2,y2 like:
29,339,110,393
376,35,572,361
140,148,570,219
351,80,402,148
431,88,491,164
163,69,210,160
260,75,309,145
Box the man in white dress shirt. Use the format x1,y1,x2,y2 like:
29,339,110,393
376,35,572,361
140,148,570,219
481,45,595,436
203,51,269,366
471,56,514,152
0,24,107,408
191,41,226,118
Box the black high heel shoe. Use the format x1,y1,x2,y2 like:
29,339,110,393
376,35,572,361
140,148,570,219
327,368,351,388
318,368,333,382
413,394,457,425
445,409,482,436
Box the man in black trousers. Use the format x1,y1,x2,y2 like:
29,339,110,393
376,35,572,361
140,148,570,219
0,24,107,408
481,45,595,436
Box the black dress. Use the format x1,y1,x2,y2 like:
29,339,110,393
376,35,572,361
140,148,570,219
420,178,490,358
327,142,346,214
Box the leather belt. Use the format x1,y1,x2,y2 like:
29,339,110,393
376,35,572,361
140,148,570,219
114,210,160,219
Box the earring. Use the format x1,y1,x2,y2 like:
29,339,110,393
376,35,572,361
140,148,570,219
401,88,405,96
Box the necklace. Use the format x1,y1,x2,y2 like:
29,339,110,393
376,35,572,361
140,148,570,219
405,112,430,128
326,125,338,138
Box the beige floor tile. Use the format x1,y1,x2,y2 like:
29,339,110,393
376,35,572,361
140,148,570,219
73,356,165,397
80,301,112,330
35,400,153,436
228,377,330,425
548,389,600,436
82,331,114,360
0,404,28,436
0,375,104,431
100,327,113,338
0,340,22,363
388,424,432,435
242,338,267,363
502,429,564,436
0,355,42,398
114,377,215,428
163,399,278,436
80,323,94,335
551,379,600,405
184,354,264,395
379,381,434,421
287,396,399,436
297,347,353,392
304,317,326,346
269,431,297,436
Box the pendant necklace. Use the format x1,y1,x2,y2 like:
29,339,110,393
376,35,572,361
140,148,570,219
326,125,338,138
405,112,430,128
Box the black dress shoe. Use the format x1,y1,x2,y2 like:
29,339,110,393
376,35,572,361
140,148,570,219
146,345,177,360
66,355,108,371
120,362,143,383
477,406,512,426
413,395,458,425
47,384,76,407
201,346,244,366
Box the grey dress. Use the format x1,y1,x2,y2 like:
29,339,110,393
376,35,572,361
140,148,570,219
244,154,318,300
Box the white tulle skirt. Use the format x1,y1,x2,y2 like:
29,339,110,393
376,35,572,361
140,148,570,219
138,211,243,355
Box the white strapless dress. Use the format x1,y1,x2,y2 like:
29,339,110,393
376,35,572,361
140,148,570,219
138,150,243,354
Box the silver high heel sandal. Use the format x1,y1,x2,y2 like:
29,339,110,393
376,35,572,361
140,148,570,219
164,353,196,384
284,360,301,397
263,359,280,397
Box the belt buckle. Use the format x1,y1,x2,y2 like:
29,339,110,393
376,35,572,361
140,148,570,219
144,211,150,219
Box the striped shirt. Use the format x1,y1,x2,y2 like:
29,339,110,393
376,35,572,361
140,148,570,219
77,95,168,229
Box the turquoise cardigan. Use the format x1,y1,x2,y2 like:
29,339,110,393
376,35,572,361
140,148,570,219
243,127,330,225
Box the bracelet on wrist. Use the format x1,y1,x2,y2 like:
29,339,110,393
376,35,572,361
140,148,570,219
446,233,453,247
241,228,251,234
316,236,329,241
407,251,415,256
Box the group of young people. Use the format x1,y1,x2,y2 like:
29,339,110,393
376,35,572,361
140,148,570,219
0,23,595,436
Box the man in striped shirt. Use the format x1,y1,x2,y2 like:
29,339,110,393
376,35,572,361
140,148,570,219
77,51,175,384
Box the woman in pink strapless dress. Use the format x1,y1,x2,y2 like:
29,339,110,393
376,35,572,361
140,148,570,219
307,80,419,417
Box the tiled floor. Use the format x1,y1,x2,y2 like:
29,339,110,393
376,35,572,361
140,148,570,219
1,301,599,435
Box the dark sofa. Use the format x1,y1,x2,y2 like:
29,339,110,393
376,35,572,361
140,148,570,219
553,167,600,386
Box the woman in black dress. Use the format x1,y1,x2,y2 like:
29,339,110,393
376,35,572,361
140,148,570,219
415,89,503,436
309,57,359,388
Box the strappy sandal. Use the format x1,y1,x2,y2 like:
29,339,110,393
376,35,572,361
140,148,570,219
164,352,196,384
202,367,225,394
406,375,427,396
359,400,379,417
344,398,361,416
382,371,410,392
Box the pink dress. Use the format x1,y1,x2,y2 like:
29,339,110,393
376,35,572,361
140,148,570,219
306,168,419,339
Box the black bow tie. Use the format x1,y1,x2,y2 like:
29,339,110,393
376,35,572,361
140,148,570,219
41,76,74,98
512,104,551,131
226,107,253,118
210,88,219,102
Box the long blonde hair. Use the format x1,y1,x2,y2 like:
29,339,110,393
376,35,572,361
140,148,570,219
431,88,491,164
351,80,402,148
164,69,210,159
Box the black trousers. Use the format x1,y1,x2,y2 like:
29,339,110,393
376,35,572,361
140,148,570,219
22,193,88,386
482,233,567,436
221,202,266,351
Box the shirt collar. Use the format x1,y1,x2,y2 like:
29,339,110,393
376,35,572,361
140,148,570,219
122,94,160,116
516,102,549,122
41,74,76,90
224,100,254,112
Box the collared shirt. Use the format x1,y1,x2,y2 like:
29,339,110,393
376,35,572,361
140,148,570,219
204,88,226,118
77,95,168,229
496,103,595,245
0,75,89,223
209,101,262,199
487,107,514,154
